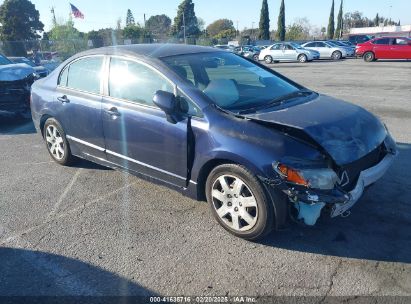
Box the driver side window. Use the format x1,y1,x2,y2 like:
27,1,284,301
108,57,174,107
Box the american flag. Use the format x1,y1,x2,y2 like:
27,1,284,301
70,3,84,19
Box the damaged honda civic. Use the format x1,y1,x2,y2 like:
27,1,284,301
31,44,397,240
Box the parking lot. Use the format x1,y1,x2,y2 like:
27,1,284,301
1,58,410,299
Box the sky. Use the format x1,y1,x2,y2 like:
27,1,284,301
14,0,411,33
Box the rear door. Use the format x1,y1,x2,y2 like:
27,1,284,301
372,38,391,59
55,56,106,159
269,44,283,60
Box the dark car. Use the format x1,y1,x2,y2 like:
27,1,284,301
348,34,374,45
31,44,397,240
8,57,50,78
0,54,36,115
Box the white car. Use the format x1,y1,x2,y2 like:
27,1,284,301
301,41,348,60
259,42,320,64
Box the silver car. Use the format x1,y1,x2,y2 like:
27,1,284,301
301,41,348,60
259,42,320,63
327,40,355,57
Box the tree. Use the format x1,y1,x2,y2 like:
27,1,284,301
285,18,312,41
171,0,200,39
374,13,380,26
123,24,144,39
277,0,285,41
206,19,235,37
334,0,343,38
126,9,135,26
398,20,401,26
49,18,86,60
146,14,172,39
0,0,44,55
258,0,270,40
327,0,335,39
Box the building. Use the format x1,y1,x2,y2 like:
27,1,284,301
349,25,411,38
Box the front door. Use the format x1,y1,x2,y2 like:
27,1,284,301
102,56,188,187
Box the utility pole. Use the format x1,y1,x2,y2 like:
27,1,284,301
51,6,57,26
251,22,255,40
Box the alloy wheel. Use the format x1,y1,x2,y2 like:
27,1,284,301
45,125,65,161
211,175,258,232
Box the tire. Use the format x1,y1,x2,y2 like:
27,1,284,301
364,52,375,62
43,118,75,166
332,51,342,60
264,55,273,64
298,54,308,63
206,164,274,240
253,54,259,61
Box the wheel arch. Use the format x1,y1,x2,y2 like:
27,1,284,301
39,114,54,138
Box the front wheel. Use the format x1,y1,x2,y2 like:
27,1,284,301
44,118,75,166
363,52,375,62
332,51,342,60
206,164,274,240
298,54,308,63
264,55,273,64
253,54,259,61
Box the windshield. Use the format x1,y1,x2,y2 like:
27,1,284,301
162,52,301,112
0,55,13,65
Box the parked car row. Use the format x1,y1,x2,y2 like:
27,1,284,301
215,40,357,64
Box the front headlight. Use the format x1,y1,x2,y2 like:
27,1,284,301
273,162,338,190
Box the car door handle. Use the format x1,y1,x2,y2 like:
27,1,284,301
104,107,121,117
57,95,69,103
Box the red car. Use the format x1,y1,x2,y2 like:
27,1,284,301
356,37,411,62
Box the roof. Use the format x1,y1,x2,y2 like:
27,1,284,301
78,44,219,59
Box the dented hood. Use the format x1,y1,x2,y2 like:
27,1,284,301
0,63,35,81
244,94,387,165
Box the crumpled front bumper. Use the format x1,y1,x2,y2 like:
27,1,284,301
330,152,397,217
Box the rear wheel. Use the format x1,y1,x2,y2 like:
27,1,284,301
332,51,342,60
206,164,274,240
298,54,308,63
264,55,273,64
43,118,75,166
364,51,375,62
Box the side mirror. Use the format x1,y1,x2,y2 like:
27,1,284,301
153,90,177,123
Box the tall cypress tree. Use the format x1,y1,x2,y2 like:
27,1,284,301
277,0,285,41
327,0,335,39
126,9,135,26
374,13,380,26
334,0,343,38
258,0,270,40
171,0,200,38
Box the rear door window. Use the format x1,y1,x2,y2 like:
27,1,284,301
373,38,390,45
62,56,104,94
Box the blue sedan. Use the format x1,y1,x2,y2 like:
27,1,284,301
31,44,397,240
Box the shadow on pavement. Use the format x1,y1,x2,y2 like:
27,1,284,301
261,142,411,264
0,247,157,299
0,114,36,135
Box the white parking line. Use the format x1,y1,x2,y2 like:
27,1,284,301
47,169,82,219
